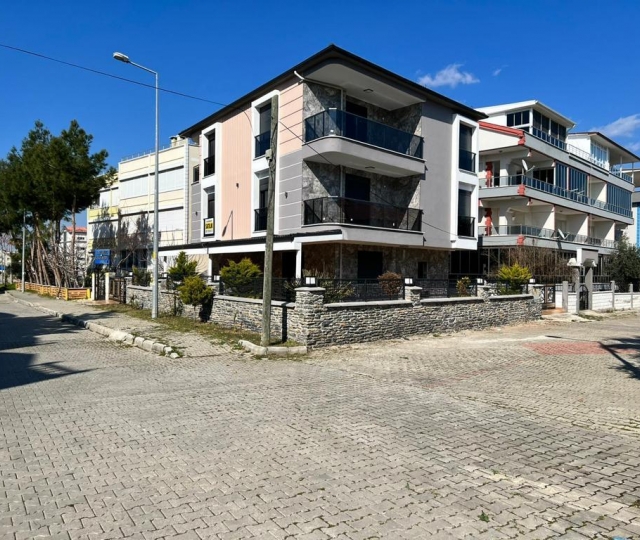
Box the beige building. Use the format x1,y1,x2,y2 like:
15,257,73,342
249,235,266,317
87,136,200,271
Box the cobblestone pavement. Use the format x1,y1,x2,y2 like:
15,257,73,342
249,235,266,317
1,296,640,539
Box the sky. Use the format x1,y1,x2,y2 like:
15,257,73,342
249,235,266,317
2,0,639,226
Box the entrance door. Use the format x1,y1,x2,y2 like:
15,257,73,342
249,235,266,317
357,251,383,280
345,174,371,226
281,251,296,279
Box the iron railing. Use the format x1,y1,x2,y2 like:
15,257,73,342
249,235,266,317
303,196,422,231
479,175,632,218
457,216,475,237
221,278,302,302
304,108,424,158
203,156,215,177
478,224,619,248
530,126,566,150
254,208,268,232
566,144,633,183
459,149,476,172
255,131,271,157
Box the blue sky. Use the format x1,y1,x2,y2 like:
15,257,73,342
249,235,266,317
2,0,639,225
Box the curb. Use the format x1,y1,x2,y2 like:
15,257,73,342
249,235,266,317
9,293,179,359
238,339,308,356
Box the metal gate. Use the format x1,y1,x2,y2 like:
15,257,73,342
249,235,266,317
578,284,589,311
110,277,126,303
541,284,556,309
95,275,106,301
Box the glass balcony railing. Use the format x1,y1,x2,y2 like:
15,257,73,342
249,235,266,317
203,156,215,177
304,109,424,158
255,131,271,158
457,216,475,237
478,224,618,248
254,208,268,232
303,196,422,231
480,175,632,218
459,149,476,172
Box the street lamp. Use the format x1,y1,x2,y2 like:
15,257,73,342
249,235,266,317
113,51,160,319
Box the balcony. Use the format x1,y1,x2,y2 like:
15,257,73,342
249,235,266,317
304,197,422,231
457,216,475,237
566,144,634,183
480,175,632,218
478,224,617,248
203,156,215,177
459,149,476,172
255,131,270,158
254,208,268,232
530,126,566,150
305,109,423,158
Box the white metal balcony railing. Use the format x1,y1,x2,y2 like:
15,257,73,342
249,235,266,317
565,144,633,183
120,140,199,163
478,224,618,249
480,175,632,218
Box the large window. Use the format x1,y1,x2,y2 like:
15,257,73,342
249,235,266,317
532,168,554,184
607,184,631,214
255,102,272,157
506,110,530,127
459,124,475,172
204,131,215,176
591,140,609,169
569,167,587,195
207,189,215,219
532,110,567,144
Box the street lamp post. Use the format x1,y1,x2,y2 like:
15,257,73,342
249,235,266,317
113,52,160,319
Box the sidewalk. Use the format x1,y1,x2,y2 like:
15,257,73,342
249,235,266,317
7,291,237,359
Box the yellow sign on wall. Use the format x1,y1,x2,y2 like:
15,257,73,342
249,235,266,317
204,218,214,236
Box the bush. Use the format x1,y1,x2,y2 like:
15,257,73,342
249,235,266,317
168,251,198,288
456,277,473,297
378,271,402,298
132,266,151,286
179,276,213,321
220,258,262,298
497,263,531,295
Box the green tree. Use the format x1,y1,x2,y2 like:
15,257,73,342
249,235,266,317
497,263,532,295
220,258,262,298
607,236,640,290
168,251,198,286
179,276,213,321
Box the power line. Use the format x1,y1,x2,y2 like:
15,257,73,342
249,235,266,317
2,41,456,237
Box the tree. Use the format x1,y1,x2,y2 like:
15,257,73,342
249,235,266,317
220,258,262,297
179,276,213,321
168,251,198,286
607,237,640,290
0,120,111,287
497,263,532,295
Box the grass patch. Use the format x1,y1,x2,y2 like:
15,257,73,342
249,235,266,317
0,283,17,293
478,511,490,523
92,303,272,347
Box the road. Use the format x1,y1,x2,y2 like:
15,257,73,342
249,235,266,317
1,294,639,539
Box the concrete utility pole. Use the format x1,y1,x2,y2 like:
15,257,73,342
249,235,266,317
261,95,279,347
21,211,26,292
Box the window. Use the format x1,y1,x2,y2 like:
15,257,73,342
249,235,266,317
532,168,554,184
607,184,631,215
193,165,200,184
506,110,530,127
357,251,383,280
555,162,567,189
459,124,475,172
255,102,272,157
207,189,215,219
591,141,609,169
418,262,428,279
457,189,474,237
204,132,215,176
569,168,587,195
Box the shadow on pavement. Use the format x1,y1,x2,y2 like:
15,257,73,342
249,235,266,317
0,309,93,390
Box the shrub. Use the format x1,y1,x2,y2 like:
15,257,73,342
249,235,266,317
220,258,262,298
179,276,213,321
132,266,151,286
168,251,198,288
497,263,531,295
456,276,473,297
378,271,403,298
303,269,354,303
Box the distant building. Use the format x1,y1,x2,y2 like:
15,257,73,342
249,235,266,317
59,226,88,278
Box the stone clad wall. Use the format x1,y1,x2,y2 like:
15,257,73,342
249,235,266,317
289,287,541,348
208,296,292,342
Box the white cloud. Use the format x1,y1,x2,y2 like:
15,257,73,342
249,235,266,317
418,64,479,89
591,114,640,138
492,68,502,76
626,141,640,153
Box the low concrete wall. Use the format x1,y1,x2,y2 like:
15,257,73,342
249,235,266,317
289,287,541,348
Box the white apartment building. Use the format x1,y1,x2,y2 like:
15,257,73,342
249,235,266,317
59,226,88,278
450,100,637,276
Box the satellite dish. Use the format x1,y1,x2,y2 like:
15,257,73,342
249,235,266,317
557,229,566,240
521,159,536,173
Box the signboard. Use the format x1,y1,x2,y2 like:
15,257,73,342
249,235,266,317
203,218,215,237
94,249,111,265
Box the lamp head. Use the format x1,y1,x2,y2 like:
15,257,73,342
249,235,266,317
113,52,130,63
